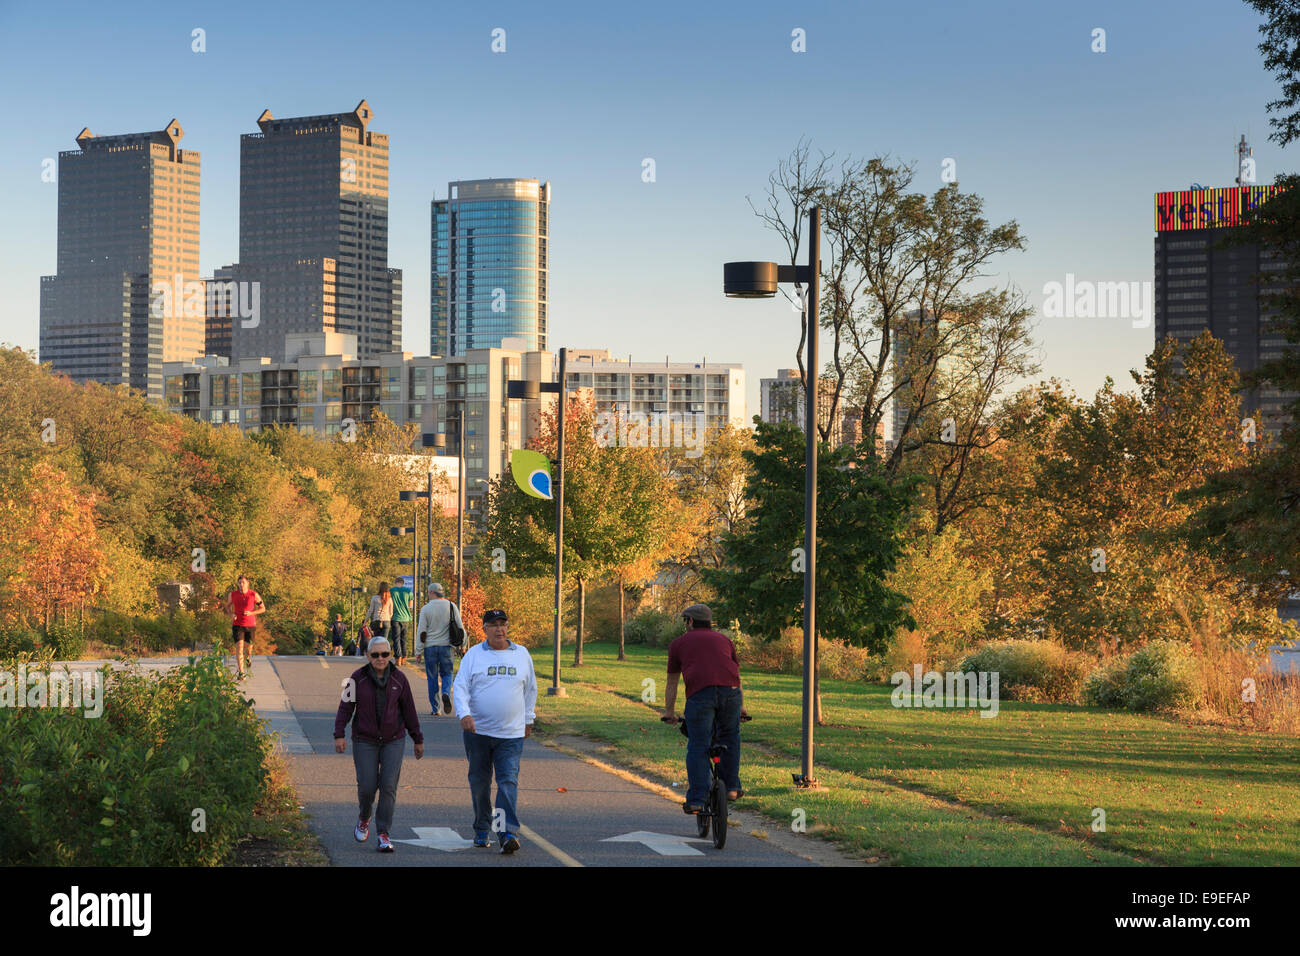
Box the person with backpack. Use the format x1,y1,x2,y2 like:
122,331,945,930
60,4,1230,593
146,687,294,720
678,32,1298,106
415,582,465,717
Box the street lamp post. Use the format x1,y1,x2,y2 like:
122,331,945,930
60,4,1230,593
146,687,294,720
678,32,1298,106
392,526,416,625
507,350,566,696
408,431,447,601
457,405,465,604
724,205,821,789
349,582,366,643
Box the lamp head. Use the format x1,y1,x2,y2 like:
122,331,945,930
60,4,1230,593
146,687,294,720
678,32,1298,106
723,261,780,298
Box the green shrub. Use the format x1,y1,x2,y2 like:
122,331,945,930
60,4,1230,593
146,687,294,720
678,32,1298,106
959,639,1092,703
86,610,131,650
45,622,87,660
1083,640,1198,712
0,653,270,865
275,621,316,655
623,609,681,648
0,628,40,657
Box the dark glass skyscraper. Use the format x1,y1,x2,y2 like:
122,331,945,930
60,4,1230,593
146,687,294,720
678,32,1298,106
231,100,400,362
1153,184,1296,435
39,120,203,400
430,178,549,356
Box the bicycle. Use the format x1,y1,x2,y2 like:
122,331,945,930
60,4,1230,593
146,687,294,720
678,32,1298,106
662,711,751,850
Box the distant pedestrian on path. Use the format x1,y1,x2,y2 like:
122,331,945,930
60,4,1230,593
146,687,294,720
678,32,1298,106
454,609,536,854
330,614,347,656
333,635,424,854
390,579,413,668
225,575,265,681
366,582,393,642
416,583,464,716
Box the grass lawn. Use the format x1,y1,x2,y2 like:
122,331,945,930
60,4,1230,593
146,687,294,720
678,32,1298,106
527,642,1299,866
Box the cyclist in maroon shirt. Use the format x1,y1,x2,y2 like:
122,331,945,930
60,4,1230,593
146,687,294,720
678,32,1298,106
662,604,746,814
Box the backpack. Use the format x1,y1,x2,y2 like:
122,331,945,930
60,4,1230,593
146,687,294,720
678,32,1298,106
447,603,465,649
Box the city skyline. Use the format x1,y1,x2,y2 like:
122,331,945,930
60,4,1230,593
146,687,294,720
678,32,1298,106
3,0,1295,420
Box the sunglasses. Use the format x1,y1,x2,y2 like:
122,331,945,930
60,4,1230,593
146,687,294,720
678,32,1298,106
370,651,390,659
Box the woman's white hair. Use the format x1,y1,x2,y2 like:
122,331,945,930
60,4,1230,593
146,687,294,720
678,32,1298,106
367,636,391,652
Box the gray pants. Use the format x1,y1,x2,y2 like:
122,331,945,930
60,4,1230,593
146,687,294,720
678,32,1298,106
353,738,405,834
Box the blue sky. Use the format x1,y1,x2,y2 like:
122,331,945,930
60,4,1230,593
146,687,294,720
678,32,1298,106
0,0,1288,418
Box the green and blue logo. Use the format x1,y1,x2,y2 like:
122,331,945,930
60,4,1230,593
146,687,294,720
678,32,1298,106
510,449,553,500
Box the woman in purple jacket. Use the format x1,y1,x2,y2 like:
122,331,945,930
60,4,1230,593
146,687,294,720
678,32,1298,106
334,636,424,853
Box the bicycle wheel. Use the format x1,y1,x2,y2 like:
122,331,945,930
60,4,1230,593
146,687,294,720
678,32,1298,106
712,776,728,849
697,790,711,839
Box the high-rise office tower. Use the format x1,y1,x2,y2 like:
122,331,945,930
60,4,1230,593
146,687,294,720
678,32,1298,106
431,178,549,356
232,100,400,362
39,120,203,399
1153,181,1296,435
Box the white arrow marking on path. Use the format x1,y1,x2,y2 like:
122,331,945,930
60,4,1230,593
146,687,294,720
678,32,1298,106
392,827,475,851
601,831,711,857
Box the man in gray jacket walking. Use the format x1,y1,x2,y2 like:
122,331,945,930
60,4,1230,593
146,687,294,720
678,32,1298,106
416,583,464,716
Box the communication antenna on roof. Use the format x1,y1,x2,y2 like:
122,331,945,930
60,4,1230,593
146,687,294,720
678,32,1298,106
1236,134,1255,186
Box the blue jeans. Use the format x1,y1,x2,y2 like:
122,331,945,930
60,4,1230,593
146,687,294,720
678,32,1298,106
463,731,524,835
389,620,407,658
424,645,453,711
683,686,742,806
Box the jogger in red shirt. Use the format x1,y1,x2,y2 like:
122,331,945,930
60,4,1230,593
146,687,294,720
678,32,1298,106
226,575,265,681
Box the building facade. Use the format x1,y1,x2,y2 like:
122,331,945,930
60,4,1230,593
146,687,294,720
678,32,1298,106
39,120,203,400
562,350,746,435
163,333,555,519
761,367,867,449
431,179,550,356
229,100,400,363
1153,184,1297,435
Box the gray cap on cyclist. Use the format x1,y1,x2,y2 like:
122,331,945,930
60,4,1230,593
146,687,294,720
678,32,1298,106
681,604,712,627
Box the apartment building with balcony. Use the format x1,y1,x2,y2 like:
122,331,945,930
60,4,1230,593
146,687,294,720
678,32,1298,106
162,332,555,518
560,349,746,431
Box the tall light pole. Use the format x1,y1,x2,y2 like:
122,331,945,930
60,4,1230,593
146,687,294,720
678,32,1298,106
457,404,465,604
507,349,566,696
724,205,821,789
392,523,417,652
349,582,366,642
411,432,447,601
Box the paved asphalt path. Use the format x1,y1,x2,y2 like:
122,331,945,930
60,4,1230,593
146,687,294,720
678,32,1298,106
264,655,816,867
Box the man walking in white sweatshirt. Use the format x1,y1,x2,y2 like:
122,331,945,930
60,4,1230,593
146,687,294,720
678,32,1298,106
454,608,537,854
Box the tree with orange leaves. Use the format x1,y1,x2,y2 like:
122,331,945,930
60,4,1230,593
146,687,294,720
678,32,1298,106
3,461,106,630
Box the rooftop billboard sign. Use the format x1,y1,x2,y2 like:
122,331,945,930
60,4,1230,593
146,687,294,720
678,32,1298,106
1154,185,1283,232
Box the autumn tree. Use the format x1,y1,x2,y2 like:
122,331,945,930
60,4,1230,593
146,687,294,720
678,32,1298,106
1017,334,1292,651
751,143,1037,534
481,395,689,665
3,462,106,630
